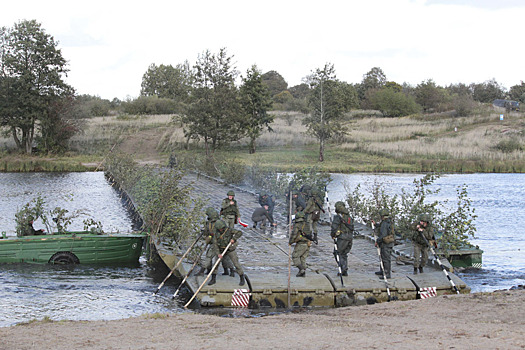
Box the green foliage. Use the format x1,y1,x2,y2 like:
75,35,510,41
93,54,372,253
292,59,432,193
0,19,73,154
303,63,350,161
494,139,523,153
83,218,104,234
508,81,525,103
261,70,288,97
140,62,193,102
345,174,477,255
105,154,204,244
183,48,243,155
369,87,420,117
14,195,87,235
358,67,387,103
75,95,112,117
15,195,46,236
121,95,182,115
239,65,274,154
414,79,451,113
452,93,476,117
471,79,505,103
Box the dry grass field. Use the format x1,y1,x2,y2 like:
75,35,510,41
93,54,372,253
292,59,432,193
1,108,524,172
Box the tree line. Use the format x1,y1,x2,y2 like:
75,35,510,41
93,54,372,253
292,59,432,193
2,20,524,160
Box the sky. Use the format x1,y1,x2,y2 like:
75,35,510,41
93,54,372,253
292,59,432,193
2,0,524,101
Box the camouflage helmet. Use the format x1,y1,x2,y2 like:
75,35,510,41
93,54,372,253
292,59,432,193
295,211,305,221
227,190,235,197
260,191,267,197
205,207,217,217
418,214,431,223
334,201,346,210
379,208,390,217
215,220,227,231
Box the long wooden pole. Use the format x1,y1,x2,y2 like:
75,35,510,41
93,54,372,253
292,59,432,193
287,187,293,308
153,232,203,295
184,241,232,308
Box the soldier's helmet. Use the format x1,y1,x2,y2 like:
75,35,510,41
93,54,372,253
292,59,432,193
418,214,431,223
379,208,390,217
260,191,267,197
227,190,235,197
295,211,305,222
215,220,227,231
335,201,345,210
205,207,217,218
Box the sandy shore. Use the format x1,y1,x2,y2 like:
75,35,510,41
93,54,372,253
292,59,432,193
1,289,524,350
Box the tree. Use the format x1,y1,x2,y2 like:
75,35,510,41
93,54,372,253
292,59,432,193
369,88,420,117
471,78,505,103
261,70,288,97
358,67,387,105
414,79,450,112
0,20,72,154
239,65,274,154
303,63,349,162
183,48,242,155
140,61,192,102
508,81,525,103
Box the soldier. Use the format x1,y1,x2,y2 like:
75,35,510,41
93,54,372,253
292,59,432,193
330,201,354,276
258,192,275,224
304,189,324,243
372,208,395,279
411,214,437,274
220,190,241,228
196,207,235,277
18,216,45,237
209,220,246,286
251,205,277,229
289,212,313,277
292,190,307,214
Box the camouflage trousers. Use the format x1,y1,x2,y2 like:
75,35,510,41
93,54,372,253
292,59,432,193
292,242,310,270
413,243,429,268
334,237,353,272
223,215,237,228
211,247,244,276
201,245,233,270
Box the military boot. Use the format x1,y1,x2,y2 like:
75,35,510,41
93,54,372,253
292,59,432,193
313,232,318,244
229,268,235,277
375,270,383,276
208,274,217,285
296,269,306,277
239,274,245,286
419,267,424,274
413,267,418,275
342,270,348,276
196,266,206,276
222,268,229,275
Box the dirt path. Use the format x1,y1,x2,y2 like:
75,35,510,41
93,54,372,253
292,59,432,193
1,289,523,350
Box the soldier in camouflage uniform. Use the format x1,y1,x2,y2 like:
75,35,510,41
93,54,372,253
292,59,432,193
209,220,246,286
196,207,235,277
258,192,275,225
372,208,395,279
220,190,241,229
330,201,354,276
289,212,313,277
411,214,437,274
304,189,324,243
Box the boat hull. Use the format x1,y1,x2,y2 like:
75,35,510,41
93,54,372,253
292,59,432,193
0,233,146,264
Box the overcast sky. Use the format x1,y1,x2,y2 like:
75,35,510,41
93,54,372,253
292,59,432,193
2,0,524,100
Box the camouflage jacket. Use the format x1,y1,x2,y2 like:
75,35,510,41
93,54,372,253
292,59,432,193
220,198,240,218
331,213,354,240
212,227,243,251
289,221,312,245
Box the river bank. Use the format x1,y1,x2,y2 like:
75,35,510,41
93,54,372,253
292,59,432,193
1,289,523,349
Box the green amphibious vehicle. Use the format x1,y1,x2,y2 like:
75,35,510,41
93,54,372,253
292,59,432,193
0,232,146,264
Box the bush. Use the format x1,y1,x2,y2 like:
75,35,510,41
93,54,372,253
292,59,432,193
121,96,183,115
494,139,523,153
